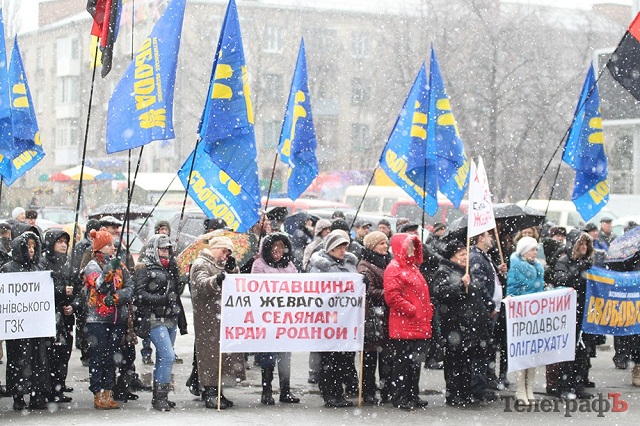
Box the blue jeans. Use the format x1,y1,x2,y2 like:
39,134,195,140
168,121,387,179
86,323,125,393
149,324,176,383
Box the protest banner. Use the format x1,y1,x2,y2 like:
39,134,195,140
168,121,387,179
583,267,640,336
220,272,365,353
0,271,55,340
505,287,576,372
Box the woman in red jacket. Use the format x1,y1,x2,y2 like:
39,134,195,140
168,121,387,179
384,233,433,410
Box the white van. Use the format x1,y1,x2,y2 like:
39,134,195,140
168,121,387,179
342,185,412,215
516,199,618,231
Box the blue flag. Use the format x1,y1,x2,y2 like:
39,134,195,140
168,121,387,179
0,8,12,179
197,0,260,214
3,38,44,186
422,47,469,208
562,64,608,222
178,143,260,233
279,39,318,200
106,0,186,153
380,63,438,215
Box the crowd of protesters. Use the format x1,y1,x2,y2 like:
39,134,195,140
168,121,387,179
0,204,638,412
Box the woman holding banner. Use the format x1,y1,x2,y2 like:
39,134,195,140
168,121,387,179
308,229,359,408
1,231,51,410
357,231,392,404
506,236,545,405
384,233,432,410
553,232,595,400
251,232,301,405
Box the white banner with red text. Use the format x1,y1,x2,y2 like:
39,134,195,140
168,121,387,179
505,287,577,372
0,271,56,340
220,273,365,353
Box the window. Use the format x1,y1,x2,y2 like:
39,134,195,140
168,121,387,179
262,74,283,102
263,121,281,149
263,26,282,53
56,77,79,105
36,46,45,71
351,123,370,152
352,32,368,58
55,120,79,148
351,78,368,105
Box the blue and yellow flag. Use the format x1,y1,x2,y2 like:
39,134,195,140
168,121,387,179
178,143,260,233
422,47,469,208
197,0,260,216
562,64,608,222
106,0,185,154
279,39,318,200
3,38,44,186
380,63,438,215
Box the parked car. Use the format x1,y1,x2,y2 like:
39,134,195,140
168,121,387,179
516,199,618,231
169,208,207,254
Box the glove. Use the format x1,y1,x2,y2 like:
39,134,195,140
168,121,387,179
215,272,226,286
225,256,237,273
577,259,592,271
103,294,115,307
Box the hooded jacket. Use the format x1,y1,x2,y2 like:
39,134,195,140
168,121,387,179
1,231,41,274
383,233,433,340
39,229,75,329
506,252,545,297
134,234,185,331
251,232,298,274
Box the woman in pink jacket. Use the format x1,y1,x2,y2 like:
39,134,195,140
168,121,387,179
384,233,433,410
251,232,301,406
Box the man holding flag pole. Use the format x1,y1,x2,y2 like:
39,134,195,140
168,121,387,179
466,157,506,403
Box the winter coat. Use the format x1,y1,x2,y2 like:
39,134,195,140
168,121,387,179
79,252,133,325
190,248,244,386
133,235,187,333
433,258,491,351
285,214,314,271
1,232,52,396
357,248,390,343
383,233,433,340
251,233,297,368
39,229,76,342
468,246,499,312
308,250,359,274
506,253,545,297
554,234,594,329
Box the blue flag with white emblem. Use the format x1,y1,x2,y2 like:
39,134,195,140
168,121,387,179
3,38,44,186
380,63,438,215
106,0,186,153
279,39,318,200
562,64,608,222
178,143,260,233
0,8,13,179
419,47,469,208
197,0,260,216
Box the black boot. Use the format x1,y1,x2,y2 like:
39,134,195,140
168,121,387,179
13,395,27,411
112,375,128,402
261,367,275,405
152,382,172,411
279,386,300,403
204,387,230,409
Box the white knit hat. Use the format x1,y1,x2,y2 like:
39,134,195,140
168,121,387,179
516,236,538,257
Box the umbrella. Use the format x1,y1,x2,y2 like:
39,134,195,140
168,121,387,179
88,203,153,221
445,203,546,240
176,230,252,274
52,165,103,181
605,227,640,270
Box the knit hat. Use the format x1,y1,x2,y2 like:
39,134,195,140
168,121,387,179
209,236,234,252
314,219,332,236
325,229,350,253
516,236,538,257
363,231,387,251
433,222,447,233
12,207,25,219
90,227,114,252
442,239,466,260
549,226,567,237
330,219,350,232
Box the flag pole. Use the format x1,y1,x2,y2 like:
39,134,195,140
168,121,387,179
69,42,100,271
349,163,380,230
175,138,201,252
493,227,505,265
259,151,280,242
420,157,428,241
